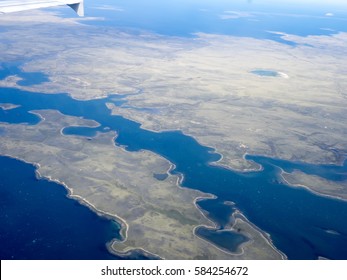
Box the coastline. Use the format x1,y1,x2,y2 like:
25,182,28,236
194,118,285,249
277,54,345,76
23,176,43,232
279,168,347,202
2,118,345,259
1,92,345,259
194,197,286,259
0,154,126,258
0,148,284,260
1,105,346,259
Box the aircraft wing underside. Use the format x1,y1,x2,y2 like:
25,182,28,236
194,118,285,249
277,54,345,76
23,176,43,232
0,0,84,16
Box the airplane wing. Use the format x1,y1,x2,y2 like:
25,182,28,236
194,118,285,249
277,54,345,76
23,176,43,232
0,0,84,16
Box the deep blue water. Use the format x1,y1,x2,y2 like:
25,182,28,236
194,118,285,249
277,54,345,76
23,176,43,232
0,62,49,86
75,0,347,45
0,156,121,260
1,85,347,259
197,199,235,229
196,226,249,253
2,1,347,257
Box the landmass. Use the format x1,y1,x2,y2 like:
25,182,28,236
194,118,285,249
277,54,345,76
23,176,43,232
1,11,346,171
0,110,282,259
281,170,347,201
0,103,20,110
0,9,346,258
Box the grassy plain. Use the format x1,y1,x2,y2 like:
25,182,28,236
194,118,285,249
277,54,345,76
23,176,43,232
0,110,282,259
0,10,346,257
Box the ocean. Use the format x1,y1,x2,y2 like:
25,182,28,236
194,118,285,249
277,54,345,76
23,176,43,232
0,85,346,259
